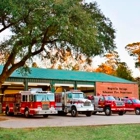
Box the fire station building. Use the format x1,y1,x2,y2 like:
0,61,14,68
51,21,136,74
0,65,139,98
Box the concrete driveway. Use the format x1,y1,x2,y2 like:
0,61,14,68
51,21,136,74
0,112,140,128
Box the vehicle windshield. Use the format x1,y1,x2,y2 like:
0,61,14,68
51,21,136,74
72,93,84,99
34,94,54,101
132,99,140,104
105,96,116,101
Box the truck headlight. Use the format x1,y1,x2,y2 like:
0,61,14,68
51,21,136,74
37,106,42,110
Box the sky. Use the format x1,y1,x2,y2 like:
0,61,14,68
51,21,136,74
86,0,140,77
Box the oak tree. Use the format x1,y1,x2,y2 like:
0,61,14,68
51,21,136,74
125,42,140,68
116,62,134,81
0,0,116,87
95,51,119,75
41,47,94,71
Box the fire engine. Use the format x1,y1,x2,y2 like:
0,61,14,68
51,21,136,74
88,95,125,116
55,90,94,117
121,97,140,115
2,88,58,118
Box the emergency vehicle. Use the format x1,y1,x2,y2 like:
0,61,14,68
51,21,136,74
88,95,125,116
121,97,140,115
2,88,57,118
55,90,94,117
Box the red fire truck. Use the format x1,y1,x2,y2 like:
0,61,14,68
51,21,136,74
2,88,57,118
121,97,140,115
88,95,125,116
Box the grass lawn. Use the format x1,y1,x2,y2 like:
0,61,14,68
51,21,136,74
0,124,140,140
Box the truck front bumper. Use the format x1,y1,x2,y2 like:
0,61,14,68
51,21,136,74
111,108,125,111
34,107,58,115
35,110,58,115
77,106,94,112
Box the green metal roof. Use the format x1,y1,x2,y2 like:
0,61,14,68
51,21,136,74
0,65,135,83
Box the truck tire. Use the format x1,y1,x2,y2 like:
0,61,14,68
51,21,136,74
71,107,78,117
105,107,112,116
43,114,48,118
118,111,124,116
86,111,92,117
5,107,14,116
5,107,10,116
135,108,140,115
24,108,30,118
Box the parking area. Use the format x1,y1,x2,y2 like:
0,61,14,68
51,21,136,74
0,112,140,128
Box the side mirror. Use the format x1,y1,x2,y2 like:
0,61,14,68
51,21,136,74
128,102,132,104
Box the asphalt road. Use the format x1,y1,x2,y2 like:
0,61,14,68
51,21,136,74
0,112,140,128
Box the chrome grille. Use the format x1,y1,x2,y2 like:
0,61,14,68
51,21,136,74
84,101,91,106
42,104,49,110
116,101,124,106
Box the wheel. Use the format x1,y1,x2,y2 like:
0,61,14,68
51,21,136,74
24,109,30,118
123,111,126,114
92,111,97,115
5,107,10,116
71,107,78,117
86,111,92,117
118,111,124,116
105,107,112,116
43,114,48,118
135,108,140,115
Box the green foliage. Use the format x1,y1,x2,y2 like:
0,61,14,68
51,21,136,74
16,66,31,76
0,124,140,140
125,42,140,69
135,62,140,68
115,62,134,81
83,2,116,56
0,0,116,85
